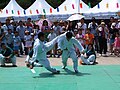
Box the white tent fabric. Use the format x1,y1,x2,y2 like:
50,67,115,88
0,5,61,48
0,0,25,17
67,14,85,21
25,0,56,16
54,0,89,15
86,0,120,14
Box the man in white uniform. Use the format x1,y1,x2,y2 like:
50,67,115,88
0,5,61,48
58,32,84,73
26,32,60,74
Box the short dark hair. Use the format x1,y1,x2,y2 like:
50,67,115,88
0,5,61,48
38,32,44,39
1,43,6,47
66,32,73,39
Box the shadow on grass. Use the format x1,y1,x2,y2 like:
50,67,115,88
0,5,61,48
62,68,91,76
33,72,55,78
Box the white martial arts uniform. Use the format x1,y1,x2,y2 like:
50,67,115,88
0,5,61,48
57,33,84,71
30,37,59,73
81,54,95,65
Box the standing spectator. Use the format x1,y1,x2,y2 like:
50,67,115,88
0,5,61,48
76,18,87,35
16,21,26,55
84,28,94,47
88,17,99,52
0,22,6,44
2,19,14,33
41,20,50,33
26,18,33,28
62,21,69,32
114,32,120,57
75,28,85,56
41,20,50,41
97,21,109,56
109,23,119,55
47,27,56,57
13,31,21,57
33,25,41,40
53,21,61,36
24,31,33,55
5,29,14,48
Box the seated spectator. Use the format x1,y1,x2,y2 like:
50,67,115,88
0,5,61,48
80,44,96,65
0,43,17,67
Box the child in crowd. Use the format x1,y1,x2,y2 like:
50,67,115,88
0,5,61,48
80,44,96,65
114,32,120,57
24,30,33,55
84,28,94,48
75,28,85,57
13,31,21,57
47,27,57,57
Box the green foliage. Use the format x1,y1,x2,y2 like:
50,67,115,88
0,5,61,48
0,0,102,9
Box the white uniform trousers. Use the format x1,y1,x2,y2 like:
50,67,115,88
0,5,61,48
62,50,78,71
0,54,16,65
81,54,95,65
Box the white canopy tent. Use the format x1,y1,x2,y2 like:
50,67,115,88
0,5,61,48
85,0,120,14
0,0,25,17
25,0,56,16
53,0,89,15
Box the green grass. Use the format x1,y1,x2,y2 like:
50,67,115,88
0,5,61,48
0,65,120,90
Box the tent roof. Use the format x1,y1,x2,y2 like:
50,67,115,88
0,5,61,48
25,0,55,16
86,0,120,14
0,0,25,17
53,0,89,15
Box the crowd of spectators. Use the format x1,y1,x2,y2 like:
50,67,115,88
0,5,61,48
0,17,120,66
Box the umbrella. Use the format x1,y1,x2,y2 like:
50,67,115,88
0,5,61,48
35,19,52,29
67,14,85,21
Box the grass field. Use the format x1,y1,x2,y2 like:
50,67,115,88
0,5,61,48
0,65,120,90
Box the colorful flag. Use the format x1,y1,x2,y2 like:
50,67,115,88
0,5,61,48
36,9,39,14
6,10,8,14
106,3,109,8
30,10,32,14
117,3,119,8
80,3,82,8
17,10,20,15
64,6,67,11
50,8,52,13
12,10,14,14
72,4,75,9
97,3,100,8
88,2,91,8
57,8,59,12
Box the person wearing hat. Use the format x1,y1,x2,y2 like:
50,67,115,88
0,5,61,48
97,21,109,56
47,27,57,57
57,31,84,73
24,30,33,55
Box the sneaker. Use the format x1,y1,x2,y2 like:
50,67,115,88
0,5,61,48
1,65,6,67
12,65,17,67
103,54,108,57
74,70,79,73
62,66,66,69
52,70,60,74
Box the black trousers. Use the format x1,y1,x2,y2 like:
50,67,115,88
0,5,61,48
98,37,107,54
